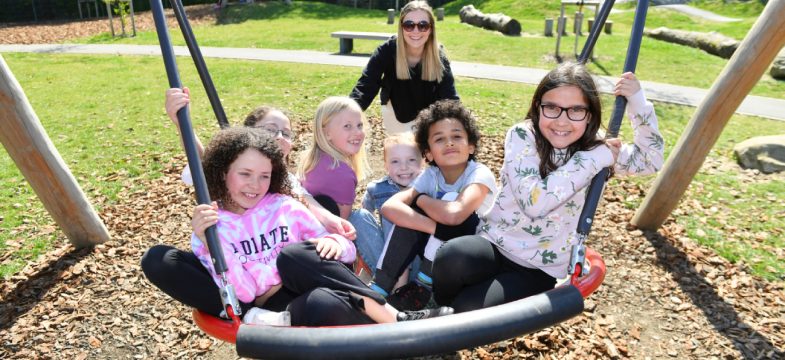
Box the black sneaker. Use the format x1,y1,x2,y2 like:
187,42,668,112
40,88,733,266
396,306,454,321
387,282,431,311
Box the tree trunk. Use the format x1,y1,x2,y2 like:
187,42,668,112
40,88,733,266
645,27,739,59
459,5,521,36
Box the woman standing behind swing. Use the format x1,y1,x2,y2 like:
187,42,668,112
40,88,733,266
350,1,459,134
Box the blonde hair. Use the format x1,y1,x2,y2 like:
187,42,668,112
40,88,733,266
297,96,370,181
396,1,444,82
382,133,420,164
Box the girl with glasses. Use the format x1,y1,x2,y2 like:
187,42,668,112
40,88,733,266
350,1,459,134
431,62,665,313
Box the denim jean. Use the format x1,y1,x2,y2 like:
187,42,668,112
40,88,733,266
349,209,385,275
361,176,401,240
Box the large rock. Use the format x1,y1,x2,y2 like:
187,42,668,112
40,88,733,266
645,27,739,59
770,47,785,80
459,5,521,36
733,135,785,173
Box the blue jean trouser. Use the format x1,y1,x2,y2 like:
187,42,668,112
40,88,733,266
349,209,385,274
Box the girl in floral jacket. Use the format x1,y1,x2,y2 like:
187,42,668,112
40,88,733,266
432,62,664,312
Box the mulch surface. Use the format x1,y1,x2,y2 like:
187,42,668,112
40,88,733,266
0,4,218,45
1,7,784,359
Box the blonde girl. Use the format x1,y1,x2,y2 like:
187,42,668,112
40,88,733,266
349,1,459,134
297,96,371,219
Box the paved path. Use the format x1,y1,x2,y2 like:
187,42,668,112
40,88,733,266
1,43,783,121
657,4,741,22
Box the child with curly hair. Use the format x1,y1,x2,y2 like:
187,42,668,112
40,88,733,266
371,100,498,311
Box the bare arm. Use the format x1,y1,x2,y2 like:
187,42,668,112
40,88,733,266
416,183,490,225
380,188,437,234
304,194,357,240
165,87,205,157
337,203,353,220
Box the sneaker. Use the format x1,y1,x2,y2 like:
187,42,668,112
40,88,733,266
387,282,431,311
396,306,454,321
242,307,291,326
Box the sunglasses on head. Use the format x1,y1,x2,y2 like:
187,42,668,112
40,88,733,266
402,20,431,32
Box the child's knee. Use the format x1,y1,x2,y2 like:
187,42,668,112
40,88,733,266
140,245,173,280
277,242,315,272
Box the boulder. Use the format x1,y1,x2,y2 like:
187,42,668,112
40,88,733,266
645,27,739,59
770,47,785,80
733,135,785,173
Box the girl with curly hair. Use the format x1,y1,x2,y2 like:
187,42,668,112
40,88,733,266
155,127,454,326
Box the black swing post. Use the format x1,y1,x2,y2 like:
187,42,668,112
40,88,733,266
149,0,242,321
577,0,616,64
168,0,230,129
568,0,649,279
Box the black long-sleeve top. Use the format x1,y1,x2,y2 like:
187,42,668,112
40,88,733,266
349,37,459,124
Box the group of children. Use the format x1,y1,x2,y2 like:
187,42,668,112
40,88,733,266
141,61,664,328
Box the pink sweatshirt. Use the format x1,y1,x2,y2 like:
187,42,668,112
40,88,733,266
191,193,356,303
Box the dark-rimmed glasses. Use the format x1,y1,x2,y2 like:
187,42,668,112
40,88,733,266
539,104,589,121
402,20,431,32
255,125,294,141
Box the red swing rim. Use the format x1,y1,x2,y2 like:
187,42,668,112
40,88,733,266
193,247,606,344
570,247,607,298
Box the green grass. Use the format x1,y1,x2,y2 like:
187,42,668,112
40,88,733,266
1,52,784,281
78,1,785,99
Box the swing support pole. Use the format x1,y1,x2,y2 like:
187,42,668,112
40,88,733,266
149,0,241,319
169,0,229,129
632,0,785,229
569,0,648,279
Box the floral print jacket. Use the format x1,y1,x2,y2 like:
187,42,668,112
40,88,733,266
478,90,664,279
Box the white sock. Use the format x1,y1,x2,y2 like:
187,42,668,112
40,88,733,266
242,307,291,326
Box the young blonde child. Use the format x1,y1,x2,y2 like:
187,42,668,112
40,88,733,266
432,62,664,313
150,126,453,326
296,97,390,277
371,100,498,311
297,96,371,219
359,134,424,280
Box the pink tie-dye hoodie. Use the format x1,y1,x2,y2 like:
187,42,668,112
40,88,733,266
191,193,356,303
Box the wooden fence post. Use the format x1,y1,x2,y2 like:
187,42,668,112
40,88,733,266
632,0,785,229
0,55,110,247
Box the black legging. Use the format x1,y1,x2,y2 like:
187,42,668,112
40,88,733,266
374,225,430,292
141,245,293,316
277,241,386,326
141,242,384,326
432,235,557,313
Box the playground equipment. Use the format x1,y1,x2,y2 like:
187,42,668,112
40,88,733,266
0,56,110,248
554,0,601,60
633,0,785,229
144,0,650,357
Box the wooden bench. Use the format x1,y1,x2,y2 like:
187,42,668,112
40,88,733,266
330,31,394,54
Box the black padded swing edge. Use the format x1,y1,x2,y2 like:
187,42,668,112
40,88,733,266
236,285,583,360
